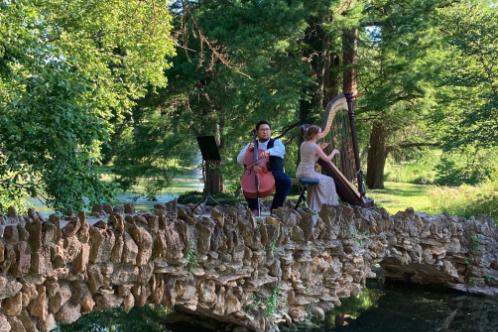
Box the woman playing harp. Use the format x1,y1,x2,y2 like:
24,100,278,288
303,92,374,210
296,125,340,211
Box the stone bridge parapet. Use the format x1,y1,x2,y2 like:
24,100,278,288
0,202,497,331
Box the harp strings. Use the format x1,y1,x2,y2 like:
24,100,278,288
323,110,357,184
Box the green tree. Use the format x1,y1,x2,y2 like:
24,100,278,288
433,1,498,150
0,0,175,212
356,0,452,189
113,0,315,194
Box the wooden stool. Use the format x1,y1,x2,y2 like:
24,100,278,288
295,178,320,209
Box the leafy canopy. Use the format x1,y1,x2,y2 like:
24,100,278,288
0,0,175,212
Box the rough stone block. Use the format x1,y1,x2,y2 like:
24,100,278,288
73,243,90,274
62,217,81,238
19,309,37,332
36,313,55,332
87,265,103,293
30,246,52,275
54,302,81,324
0,316,11,332
0,243,4,263
0,276,22,301
71,282,94,313
28,285,48,320
111,234,124,264
7,316,25,332
123,294,135,313
152,232,167,259
11,241,31,278
89,226,115,264
94,293,123,311
62,236,82,264
41,222,56,244
136,228,153,267
48,283,72,314
4,224,19,242
17,225,29,241
109,215,124,234
3,290,23,316
124,203,135,214
121,232,138,265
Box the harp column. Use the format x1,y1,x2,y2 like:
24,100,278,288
344,92,365,197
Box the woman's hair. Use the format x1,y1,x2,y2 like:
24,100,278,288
303,125,321,141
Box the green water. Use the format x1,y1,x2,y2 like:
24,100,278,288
57,281,498,332
291,281,498,332
28,177,204,217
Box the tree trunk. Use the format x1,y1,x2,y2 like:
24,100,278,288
343,28,358,100
204,120,225,194
366,122,389,189
204,160,224,194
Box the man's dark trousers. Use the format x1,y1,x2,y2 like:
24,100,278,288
246,171,292,211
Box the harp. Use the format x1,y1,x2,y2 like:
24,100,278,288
302,92,374,209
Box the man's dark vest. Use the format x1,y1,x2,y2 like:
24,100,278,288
260,138,284,172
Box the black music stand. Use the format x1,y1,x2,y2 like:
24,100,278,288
194,136,224,215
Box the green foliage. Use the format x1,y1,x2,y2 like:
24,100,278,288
384,149,440,184
464,235,483,265
485,273,492,284
0,0,175,212
246,293,262,313
177,190,246,207
305,301,318,317
55,304,172,332
384,147,498,186
358,0,451,132
434,1,498,150
265,283,281,318
427,178,498,222
111,110,196,200
246,283,281,318
136,0,316,194
328,285,383,321
434,148,498,186
184,239,198,272
269,236,279,252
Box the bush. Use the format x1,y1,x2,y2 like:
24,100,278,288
177,191,247,207
427,177,498,223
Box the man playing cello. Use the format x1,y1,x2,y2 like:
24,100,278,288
237,121,291,214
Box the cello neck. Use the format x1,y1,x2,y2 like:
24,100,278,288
253,132,258,163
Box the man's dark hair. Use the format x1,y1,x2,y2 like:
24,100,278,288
256,120,271,131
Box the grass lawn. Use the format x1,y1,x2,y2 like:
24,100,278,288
367,181,435,215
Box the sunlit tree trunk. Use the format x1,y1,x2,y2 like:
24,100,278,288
366,122,389,189
204,118,225,194
343,28,358,100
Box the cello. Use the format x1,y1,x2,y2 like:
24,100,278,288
240,129,275,215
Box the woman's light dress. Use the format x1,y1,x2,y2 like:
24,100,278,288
295,142,338,211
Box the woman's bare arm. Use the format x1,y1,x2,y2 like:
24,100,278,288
313,147,339,162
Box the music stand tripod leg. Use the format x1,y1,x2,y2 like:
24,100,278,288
206,195,224,209
200,196,209,216
194,196,205,211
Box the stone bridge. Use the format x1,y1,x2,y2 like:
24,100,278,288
0,202,497,332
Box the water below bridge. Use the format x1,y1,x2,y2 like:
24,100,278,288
57,280,498,332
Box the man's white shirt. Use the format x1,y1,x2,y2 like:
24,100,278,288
237,139,286,164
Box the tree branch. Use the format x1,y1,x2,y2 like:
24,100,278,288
274,121,301,139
